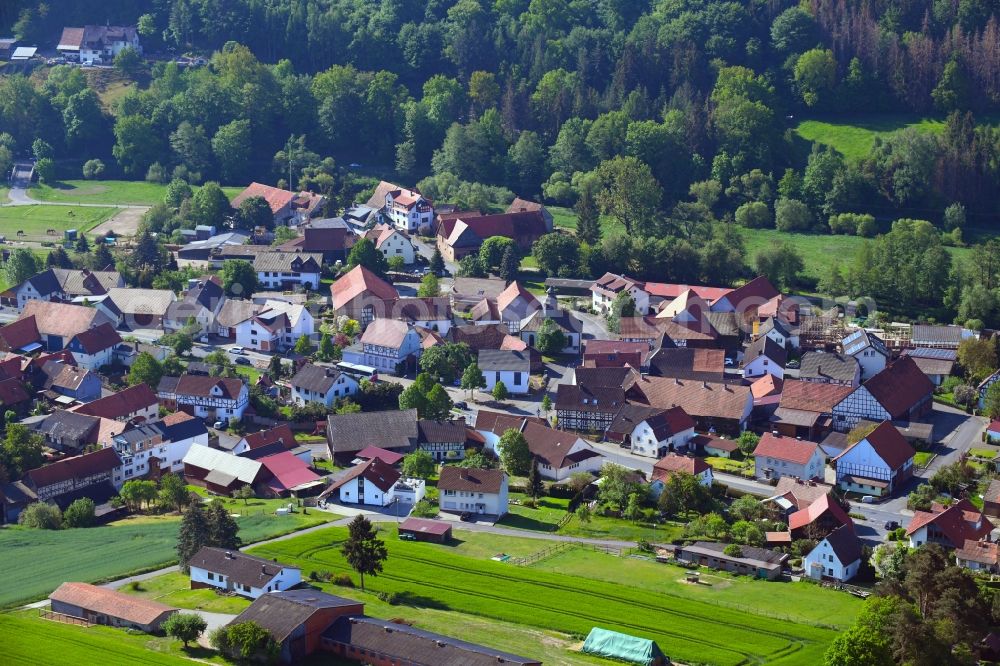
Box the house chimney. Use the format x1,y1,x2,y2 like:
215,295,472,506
261,564,266,574
225,551,233,559
702,381,708,389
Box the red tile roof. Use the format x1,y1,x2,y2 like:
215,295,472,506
753,432,821,465
231,182,294,215
779,379,853,413
592,272,644,296
0,316,40,350
355,446,404,465
833,420,914,470
74,384,157,420
326,457,401,495
21,300,108,340
71,322,122,354
906,499,994,546
652,454,710,482
644,283,731,302
720,276,780,312
751,374,783,399
26,447,121,489
861,356,935,418
788,493,851,531
438,466,507,494
474,410,545,436
175,374,245,400
496,281,539,313
261,451,321,493
50,582,175,626
330,265,398,308
628,376,751,422
522,421,599,469
989,420,1000,434
242,424,296,451
0,377,30,407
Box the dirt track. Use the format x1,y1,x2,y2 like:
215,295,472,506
90,207,145,237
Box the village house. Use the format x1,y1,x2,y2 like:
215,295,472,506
9,268,123,311
478,349,531,394
803,524,862,582
438,466,509,516
375,183,434,233
234,300,314,353
324,457,403,507
231,182,326,227
798,352,860,387
417,418,468,461
742,335,786,380
519,421,604,481
163,279,226,334
506,197,554,231
900,348,956,386
363,223,416,264
290,364,360,407
189,547,302,599
981,370,1000,411
57,25,141,64
675,541,788,580
111,412,208,484
73,383,159,424
907,499,993,549
62,323,122,372
757,316,797,350
556,383,627,434
753,432,826,482
582,340,647,369
98,288,176,331
955,539,1000,573
17,300,114,352
626,375,753,435
0,375,30,420
788,493,853,539
450,276,507,313
618,316,718,350
49,583,176,633
342,319,422,374
519,305,583,354
326,409,418,464
381,297,453,336
647,347,724,382
253,252,323,291
831,356,935,432
841,329,890,380
591,272,651,315
471,281,540,333
771,379,853,441
42,361,102,404
329,265,399,329
165,374,249,422
182,445,267,495
606,405,696,458
709,276,780,316
24,446,122,508
649,454,713,496
275,217,355,264
437,210,548,262
832,420,915,497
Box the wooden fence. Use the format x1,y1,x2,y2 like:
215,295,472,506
38,610,93,627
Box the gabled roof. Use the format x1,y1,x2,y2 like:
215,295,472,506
751,374,783,399
326,409,418,454
555,384,626,413
911,324,965,345
175,374,245,400
652,453,709,481
592,272,644,296
182,446,262,484
326,457,401,494
417,418,466,444
779,379,853,413
842,329,889,357
260,451,321,492
744,335,787,367
956,538,1000,565
70,323,122,354
719,276,779,311
189,546,296,588
0,316,41,350
799,352,858,383
242,424,296,451
231,182,292,214
0,377,29,407
234,590,364,643
444,211,547,247
478,349,530,372
901,348,955,377
105,287,175,316
647,348,725,382
627,376,751,422
773,477,834,510
860,356,935,418
438,466,506,494
788,493,851,531
473,410,545,436
496,281,539,314
50,582,175,626
355,446,404,465
821,524,862,564
643,282,731,302
216,299,264,329
366,180,401,209
575,366,641,391
73,383,157,420
57,27,86,50
833,420,914,470
26,447,121,489
906,499,993,546
360,319,412,349
252,251,322,274
521,421,600,469
753,432,821,466
290,363,348,394
330,265,398,308
20,300,111,340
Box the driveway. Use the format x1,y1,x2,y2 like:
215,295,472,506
194,611,238,647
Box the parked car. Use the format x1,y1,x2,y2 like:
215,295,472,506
459,512,474,522
213,420,226,429
454,401,468,410
861,495,876,504
884,520,900,530
724,357,735,367
235,357,251,366
786,359,801,369
399,532,416,541
230,346,246,355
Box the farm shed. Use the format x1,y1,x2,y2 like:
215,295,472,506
398,517,452,543
582,627,669,666
49,582,177,632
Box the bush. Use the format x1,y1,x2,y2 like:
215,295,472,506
375,590,399,605
735,201,772,228
723,543,743,557
82,159,105,179
35,157,56,183
18,502,62,529
856,215,878,237
828,212,874,235
332,573,354,587
63,497,96,528
309,570,333,582
410,499,438,518
774,198,813,232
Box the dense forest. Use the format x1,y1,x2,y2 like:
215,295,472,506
2,0,1000,325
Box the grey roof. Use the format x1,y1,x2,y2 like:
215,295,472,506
232,590,363,643
290,363,346,394
417,418,466,444
821,524,862,565
216,299,263,328
25,268,121,297
799,352,859,382
706,311,741,337
323,615,540,666
519,308,583,334
251,251,322,273
326,409,418,454
179,231,249,253
32,410,99,442
477,349,530,372
912,324,965,344
182,446,262,484
744,335,787,366
308,217,350,229
842,329,889,357
106,288,175,316
681,541,789,569
760,316,791,338
189,547,297,588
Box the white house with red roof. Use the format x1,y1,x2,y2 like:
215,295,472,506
341,319,422,374
590,272,650,315
382,185,434,233
363,223,416,264
234,300,313,353
988,420,1000,444
231,182,325,227
322,457,403,506
832,420,915,497
709,276,779,315
907,499,993,550
649,454,712,496
752,432,826,482
803,524,862,582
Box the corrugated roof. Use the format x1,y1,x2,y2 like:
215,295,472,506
182,446,262,484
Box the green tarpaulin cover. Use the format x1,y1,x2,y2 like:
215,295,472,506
582,627,668,666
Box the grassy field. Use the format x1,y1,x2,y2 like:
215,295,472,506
706,455,754,475
914,451,934,467
0,502,334,608
0,204,117,237
30,180,245,206
498,493,684,542
247,525,849,666
120,571,251,614
0,611,212,666
794,115,948,162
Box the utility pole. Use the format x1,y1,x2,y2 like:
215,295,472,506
286,135,294,192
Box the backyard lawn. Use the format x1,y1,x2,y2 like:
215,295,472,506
247,526,852,666
29,180,245,206
0,204,117,237
706,455,754,476
120,571,251,614
0,501,336,608
914,451,934,467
